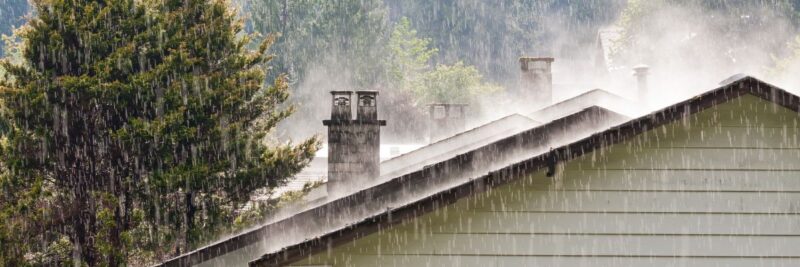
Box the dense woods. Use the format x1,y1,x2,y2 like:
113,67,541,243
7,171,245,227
2,0,800,265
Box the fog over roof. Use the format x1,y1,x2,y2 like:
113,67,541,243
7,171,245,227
159,76,799,267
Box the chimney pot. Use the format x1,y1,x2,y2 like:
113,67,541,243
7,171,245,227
356,91,379,121
329,91,353,120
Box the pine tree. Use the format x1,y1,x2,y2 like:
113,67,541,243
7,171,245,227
137,0,318,256
0,0,318,264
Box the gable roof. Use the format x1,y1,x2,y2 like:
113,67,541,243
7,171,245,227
380,114,539,178
159,76,799,267
246,76,800,266
529,88,642,122
159,107,627,267
594,26,623,72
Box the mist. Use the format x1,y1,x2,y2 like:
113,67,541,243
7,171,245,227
260,0,800,147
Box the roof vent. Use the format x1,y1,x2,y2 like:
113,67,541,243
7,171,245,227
632,64,649,103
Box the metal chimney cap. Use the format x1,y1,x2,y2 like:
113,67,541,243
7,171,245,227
632,64,650,72
355,90,379,95
330,90,353,95
427,103,468,107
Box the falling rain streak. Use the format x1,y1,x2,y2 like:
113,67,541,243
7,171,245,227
1,0,800,266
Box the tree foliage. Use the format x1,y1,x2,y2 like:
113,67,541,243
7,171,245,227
248,0,388,86
0,0,28,57
386,17,437,94
416,62,501,106
387,18,499,107
387,0,624,84
0,0,317,264
613,0,799,68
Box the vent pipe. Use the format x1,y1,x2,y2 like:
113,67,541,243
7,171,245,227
633,64,649,104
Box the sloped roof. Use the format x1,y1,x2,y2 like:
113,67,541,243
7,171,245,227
529,88,642,122
380,114,539,178
159,106,628,267
595,26,623,72
247,76,800,266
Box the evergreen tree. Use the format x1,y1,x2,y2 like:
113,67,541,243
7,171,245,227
0,0,317,264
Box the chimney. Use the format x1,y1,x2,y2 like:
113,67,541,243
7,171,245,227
323,90,385,195
519,57,554,109
428,103,467,143
632,64,649,103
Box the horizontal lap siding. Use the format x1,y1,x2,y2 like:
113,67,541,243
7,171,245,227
528,170,800,191
318,234,800,256
292,95,800,266
429,212,800,235
321,256,800,267
567,148,800,170
472,191,800,213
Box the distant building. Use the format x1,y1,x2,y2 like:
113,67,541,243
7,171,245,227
594,26,624,74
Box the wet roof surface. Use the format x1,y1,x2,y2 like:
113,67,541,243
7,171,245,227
160,76,800,267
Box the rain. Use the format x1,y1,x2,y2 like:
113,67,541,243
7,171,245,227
1,0,800,266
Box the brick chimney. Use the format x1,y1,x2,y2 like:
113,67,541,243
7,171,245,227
323,90,385,195
519,57,554,109
632,64,649,103
428,103,467,143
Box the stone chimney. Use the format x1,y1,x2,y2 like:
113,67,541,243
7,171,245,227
632,64,649,103
323,90,386,195
519,57,554,109
428,103,467,143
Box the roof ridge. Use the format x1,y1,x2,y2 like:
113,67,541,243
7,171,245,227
382,113,538,162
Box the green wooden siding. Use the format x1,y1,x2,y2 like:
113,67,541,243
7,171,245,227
291,95,800,267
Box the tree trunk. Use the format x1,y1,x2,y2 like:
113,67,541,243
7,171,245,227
73,195,97,266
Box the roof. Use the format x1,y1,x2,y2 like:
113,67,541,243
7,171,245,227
160,107,627,266
380,114,539,178
594,26,623,72
159,106,627,266
158,76,800,267
248,76,800,266
529,88,643,122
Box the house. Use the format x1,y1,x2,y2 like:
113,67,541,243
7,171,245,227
253,76,800,267
594,26,623,74
159,58,800,266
